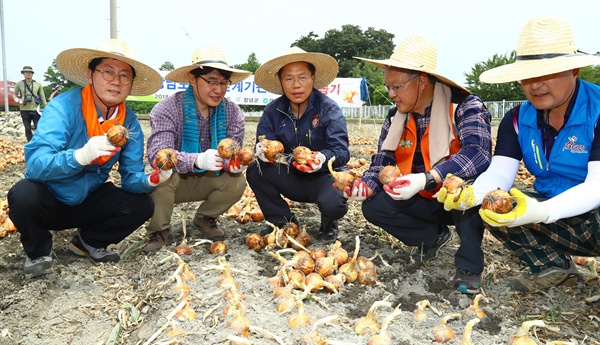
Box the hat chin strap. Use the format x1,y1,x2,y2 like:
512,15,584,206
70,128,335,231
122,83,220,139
91,80,115,120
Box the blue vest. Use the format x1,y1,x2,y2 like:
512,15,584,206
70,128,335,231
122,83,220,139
518,80,600,198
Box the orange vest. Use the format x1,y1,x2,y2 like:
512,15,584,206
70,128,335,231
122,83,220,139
394,104,461,199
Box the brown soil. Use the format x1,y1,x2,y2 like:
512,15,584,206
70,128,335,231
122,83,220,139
0,113,598,345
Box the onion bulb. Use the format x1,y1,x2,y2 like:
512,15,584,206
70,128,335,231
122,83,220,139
259,137,284,161
154,148,178,170
463,293,486,319
442,175,466,195
175,243,191,255
379,165,402,185
282,221,300,237
433,313,461,343
482,188,514,214
217,138,239,159
106,122,129,147
210,241,227,254
508,320,557,345
327,240,349,266
237,147,254,165
288,300,311,328
296,226,312,247
310,247,327,262
314,256,338,277
245,233,263,252
338,236,360,283
354,299,391,335
294,146,313,164
324,273,345,293
328,157,356,190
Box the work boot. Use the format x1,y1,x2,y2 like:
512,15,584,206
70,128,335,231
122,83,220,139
142,230,171,253
318,216,338,240
194,216,225,241
411,226,452,262
69,230,120,263
24,255,52,277
454,269,482,294
510,260,581,292
260,214,299,237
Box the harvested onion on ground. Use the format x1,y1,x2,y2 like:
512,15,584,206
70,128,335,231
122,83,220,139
338,236,361,283
464,294,486,319
414,299,441,322
355,296,392,335
433,313,461,343
460,318,480,345
507,320,560,345
210,241,227,254
367,303,402,345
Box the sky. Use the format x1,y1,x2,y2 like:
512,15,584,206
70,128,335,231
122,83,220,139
1,0,599,87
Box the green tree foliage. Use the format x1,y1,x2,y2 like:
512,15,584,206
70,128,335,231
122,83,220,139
292,25,395,105
464,51,525,101
43,59,79,98
579,65,600,85
159,61,175,71
233,52,261,73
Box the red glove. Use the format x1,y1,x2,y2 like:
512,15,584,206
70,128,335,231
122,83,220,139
293,152,326,173
342,179,370,201
225,157,247,174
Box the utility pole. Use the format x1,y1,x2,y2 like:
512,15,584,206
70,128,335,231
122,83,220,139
110,0,117,38
1,0,9,112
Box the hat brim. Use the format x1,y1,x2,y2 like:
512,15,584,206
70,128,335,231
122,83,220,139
165,64,252,85
480,54,600,83
355,56,469,94
56,48,163,96
254,52,338,95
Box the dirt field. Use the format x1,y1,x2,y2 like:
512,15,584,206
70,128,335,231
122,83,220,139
0,112,598,345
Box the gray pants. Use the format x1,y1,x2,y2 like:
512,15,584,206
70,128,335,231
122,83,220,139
146,171,246,234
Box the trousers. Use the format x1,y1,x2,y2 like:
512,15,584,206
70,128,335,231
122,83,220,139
8,179,154,259
20,110,40,142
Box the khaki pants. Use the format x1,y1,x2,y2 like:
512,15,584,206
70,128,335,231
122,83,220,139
147,171,246,234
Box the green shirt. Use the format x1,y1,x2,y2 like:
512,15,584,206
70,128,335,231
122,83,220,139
14,79,47,111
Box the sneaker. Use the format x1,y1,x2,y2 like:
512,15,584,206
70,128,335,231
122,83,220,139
411,227,452,262
454,269,482,294
194,216,225,241
24,255,52,277
318,219,338,240
69,231,120,263
142,230,171,253
510,260,581,292
260,214,299,237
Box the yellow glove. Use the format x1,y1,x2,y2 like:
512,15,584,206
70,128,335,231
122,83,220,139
436,174,476,211
479,188,549,227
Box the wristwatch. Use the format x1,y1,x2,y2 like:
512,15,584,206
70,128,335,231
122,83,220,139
424,171,438,191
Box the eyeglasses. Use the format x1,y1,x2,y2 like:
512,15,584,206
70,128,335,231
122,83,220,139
281,75,313,86
198,75,231,89
95,69,133,85
384,75,418,93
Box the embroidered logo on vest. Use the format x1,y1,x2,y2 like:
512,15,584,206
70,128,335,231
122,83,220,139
563,135,587,154
311,113,319,129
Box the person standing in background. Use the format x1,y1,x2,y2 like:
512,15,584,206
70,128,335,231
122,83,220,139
13,66,47,142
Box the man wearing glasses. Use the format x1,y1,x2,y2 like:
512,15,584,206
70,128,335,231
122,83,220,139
144,46,252,251
8,39,165,277
247,47,350,240
351,35,492,294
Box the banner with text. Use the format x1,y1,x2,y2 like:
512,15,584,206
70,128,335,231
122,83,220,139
127,72,363,108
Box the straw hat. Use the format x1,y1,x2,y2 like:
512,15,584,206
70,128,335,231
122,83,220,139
254,47,339,95
21,66,34,74
166,45,252,85
480,16,600,84
354,35,469,93
56,39,162,96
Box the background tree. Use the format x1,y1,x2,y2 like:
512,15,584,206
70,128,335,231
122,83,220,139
579,65,600,84
159,61,175,71
464,51,525,101
43,59,79,98
233,52,263,113
292,25,395,105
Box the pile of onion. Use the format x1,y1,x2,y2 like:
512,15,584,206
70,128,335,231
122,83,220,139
482,188,514,214
0,198,16,239
106,122,129,147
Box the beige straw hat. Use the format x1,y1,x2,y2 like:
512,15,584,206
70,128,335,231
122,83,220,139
480,16,600,84
254,47,339,95
354,35,469,93
56,39,162,96
166,45,252,85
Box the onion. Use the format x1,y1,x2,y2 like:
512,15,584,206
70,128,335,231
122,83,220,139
328,240,349,266
249,208,264,222
304,272,336,293
324,273,345,293
259,138,284,161
287,269,306,288
245,233,263,252
237,147,254,165
154,148,178,170
277,297,296,314
296,226,312,247
293,254,315,276
293,146,313,164
433,313,461,343
463,294,486,319
217,138,239,159
367,304,401,345
482,188,514,214
354,299,391,335
442,175,466,194
282,221,300,237
338,236,360,283
106,122,129,147
327,157,356,190
288,300,311,328
379,165,402,185
210,241,227,254
314,256,338,277
175,244,191,255
310,247,326,262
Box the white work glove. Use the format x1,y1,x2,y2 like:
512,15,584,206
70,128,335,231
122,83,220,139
383,173,426,200
225,158,248,174
293,152,326,173
148,166,173,187
479,188,549,227
74,135,120,165
195,149,223,171
255,142,272,163
343,179,370,201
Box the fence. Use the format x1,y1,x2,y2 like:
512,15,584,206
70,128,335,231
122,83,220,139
246,101,526,120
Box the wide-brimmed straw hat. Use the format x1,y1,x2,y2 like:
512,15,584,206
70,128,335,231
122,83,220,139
56,39,162,96
480,16,600,84
21,66,34,74
354,35,469,94
254,47,339,95
166,45,252,85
